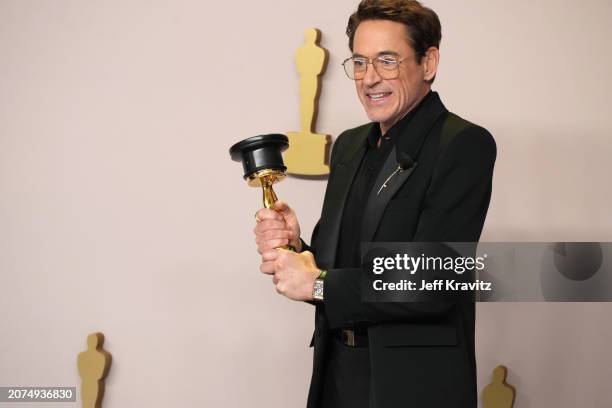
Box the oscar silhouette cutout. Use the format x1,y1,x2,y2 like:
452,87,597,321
77,333,112,408
284,28,331,176
482,365,515,408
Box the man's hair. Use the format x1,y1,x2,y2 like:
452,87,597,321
346,0,442,62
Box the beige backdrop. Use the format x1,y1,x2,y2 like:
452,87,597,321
1,0,611,407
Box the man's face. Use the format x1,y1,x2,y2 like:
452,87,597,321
352,19,435,134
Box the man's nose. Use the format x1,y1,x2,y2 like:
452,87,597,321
362,62,382,86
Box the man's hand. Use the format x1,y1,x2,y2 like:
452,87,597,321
254,200,302,253
260,249,320,301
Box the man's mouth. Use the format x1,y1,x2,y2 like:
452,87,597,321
367,92,392,102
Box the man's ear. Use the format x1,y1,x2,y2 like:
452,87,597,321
422,47,440,82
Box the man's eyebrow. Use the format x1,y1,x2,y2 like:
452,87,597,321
352,50,401,58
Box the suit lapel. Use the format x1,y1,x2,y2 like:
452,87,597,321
315,125,370,269
361,146,417,242
361,92,448,242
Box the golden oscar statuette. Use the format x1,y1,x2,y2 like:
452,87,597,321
229,134,294,250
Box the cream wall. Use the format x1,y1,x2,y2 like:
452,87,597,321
1,0,611,407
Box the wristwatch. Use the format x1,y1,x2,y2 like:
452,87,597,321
313,269,327,301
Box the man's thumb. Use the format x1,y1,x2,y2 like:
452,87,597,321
274,200,292,216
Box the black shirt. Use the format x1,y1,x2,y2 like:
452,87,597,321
335,91,434,268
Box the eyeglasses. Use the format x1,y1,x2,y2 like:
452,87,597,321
342,55,412,80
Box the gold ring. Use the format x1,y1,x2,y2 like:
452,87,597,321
255,213,261,223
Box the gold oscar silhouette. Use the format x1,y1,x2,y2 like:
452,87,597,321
77,333,112,408
284,28,331,176
482,365,515,408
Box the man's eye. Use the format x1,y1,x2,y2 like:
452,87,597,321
378,57,398,66
353,59,367,68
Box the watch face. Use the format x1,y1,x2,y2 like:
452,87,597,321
313,279,324,300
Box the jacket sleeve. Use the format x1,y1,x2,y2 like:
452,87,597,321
299,130,348,306
299,129,350,255
321,126,496,329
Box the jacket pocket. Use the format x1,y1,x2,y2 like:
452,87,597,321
369,323,457,347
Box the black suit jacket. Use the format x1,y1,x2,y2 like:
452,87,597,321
304,92,496,408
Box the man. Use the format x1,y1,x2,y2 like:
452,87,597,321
254,1,496,407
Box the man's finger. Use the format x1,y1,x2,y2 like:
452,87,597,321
255,208,284,222
261,250,278,262
255,221,291,239
260,261,275,275
262,229,291,241
255,231,290,246
273,200,292,217
254,219,286,233
260,239,289,250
